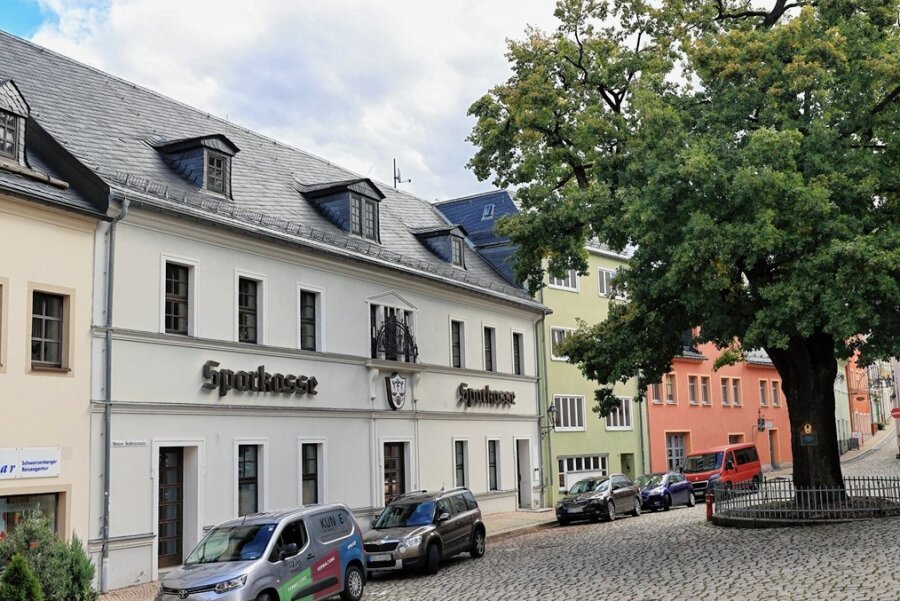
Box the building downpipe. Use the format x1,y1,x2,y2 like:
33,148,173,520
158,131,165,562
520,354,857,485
101,192,129,593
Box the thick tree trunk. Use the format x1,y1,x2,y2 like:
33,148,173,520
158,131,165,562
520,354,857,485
765,330,844,497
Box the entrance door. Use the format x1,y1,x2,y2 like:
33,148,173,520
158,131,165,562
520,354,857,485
383,442,406,503
768,430,779,469
515,439,532,509
158,447,184,568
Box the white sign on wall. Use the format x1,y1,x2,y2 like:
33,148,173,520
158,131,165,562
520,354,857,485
0,448,61,479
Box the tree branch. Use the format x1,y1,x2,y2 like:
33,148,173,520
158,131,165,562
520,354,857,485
871,85,900,117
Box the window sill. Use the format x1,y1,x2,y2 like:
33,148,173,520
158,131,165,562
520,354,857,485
31,365,71,374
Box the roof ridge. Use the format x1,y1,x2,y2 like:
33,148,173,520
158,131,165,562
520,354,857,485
433,189,510,205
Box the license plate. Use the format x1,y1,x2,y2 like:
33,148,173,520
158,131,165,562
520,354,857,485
567,507,583,514
369,553,392,562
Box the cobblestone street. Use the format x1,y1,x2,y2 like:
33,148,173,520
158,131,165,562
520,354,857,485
368,436,900,601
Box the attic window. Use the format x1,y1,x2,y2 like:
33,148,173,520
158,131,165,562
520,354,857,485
0,110,17,160
451,237,464,267
206,151,227,194
482,204,495,220
351,193,379,241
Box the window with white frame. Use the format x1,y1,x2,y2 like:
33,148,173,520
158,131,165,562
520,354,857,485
298,288,321,351
772,380,781,406
650,382,662,404
451,237,465,268
487,440,500,491
351,194,379,241
0,110,18,160
237,276,262,344
759,379,769,406
205,151,228,195
512,332,524,376
548,269,578,291
700,376,711,405
557,455,608,490
732,378,742,406
164,261,192,335
665,374,677,404
450,320,465,368
300,442,323,505
688,375,698,405
721,377,731,406
550,327,574,361
553,395,585,431
483,326,496,371
605,397,633,430
237,444,260,515
454,440,468,487
370,303,414,361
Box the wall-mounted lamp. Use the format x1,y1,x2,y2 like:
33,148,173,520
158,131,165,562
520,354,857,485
757,409,767,432
540,404,558,438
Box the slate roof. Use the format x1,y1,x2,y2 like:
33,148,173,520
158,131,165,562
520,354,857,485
0,31,541,309
435,190,521,285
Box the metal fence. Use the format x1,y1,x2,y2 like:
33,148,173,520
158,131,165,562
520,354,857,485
713,476,900,522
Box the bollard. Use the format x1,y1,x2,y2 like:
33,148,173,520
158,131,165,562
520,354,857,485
705,491,714,521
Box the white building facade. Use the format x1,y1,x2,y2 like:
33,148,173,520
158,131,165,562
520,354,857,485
0,32,546,590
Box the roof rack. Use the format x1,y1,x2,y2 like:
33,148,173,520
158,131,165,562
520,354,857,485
393,489,429,500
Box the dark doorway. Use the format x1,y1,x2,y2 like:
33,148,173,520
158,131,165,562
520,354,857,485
383,442,406,503
158,447,184,568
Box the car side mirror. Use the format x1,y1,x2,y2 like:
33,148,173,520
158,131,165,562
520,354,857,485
280,542,299,560
436,512,450,524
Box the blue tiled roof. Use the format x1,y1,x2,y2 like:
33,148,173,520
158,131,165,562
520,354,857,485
434,190,518,247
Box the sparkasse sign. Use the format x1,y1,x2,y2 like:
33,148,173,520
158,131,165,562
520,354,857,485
202,361,319,398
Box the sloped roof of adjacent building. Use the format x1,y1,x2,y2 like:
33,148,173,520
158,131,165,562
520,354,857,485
0,31,542,310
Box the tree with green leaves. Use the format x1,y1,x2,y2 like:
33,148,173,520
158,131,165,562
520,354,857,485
0,555,43,601
468,0,899,491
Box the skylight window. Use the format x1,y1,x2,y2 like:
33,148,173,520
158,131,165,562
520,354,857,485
482,204,495,220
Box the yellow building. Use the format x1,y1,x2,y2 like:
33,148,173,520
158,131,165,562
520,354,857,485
0,77,107,542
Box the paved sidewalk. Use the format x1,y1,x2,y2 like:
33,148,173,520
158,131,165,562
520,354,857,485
98,508,557,601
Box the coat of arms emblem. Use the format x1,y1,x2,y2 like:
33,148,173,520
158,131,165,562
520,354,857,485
385,373,407,410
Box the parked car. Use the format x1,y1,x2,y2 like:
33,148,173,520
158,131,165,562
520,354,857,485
363,487,485,576
555,474,641,525
682,443,763,498
636,472,696,511
157,504,366,601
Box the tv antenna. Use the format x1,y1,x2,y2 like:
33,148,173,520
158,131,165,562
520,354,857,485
393,158,411,188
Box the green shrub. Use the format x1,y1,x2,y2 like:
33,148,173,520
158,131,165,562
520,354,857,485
0,554,43,601
0,513,97,601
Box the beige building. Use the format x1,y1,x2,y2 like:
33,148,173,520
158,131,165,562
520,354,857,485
0,76,108,542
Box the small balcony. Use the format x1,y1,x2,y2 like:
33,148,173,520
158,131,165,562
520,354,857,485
371,316,418,363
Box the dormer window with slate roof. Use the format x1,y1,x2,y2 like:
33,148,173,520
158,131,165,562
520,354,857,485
412,225,468,269
0,110,18,160
0,80,29,167
151,134,239,198
298,178,385,243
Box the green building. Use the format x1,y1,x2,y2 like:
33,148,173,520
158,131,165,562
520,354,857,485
435,192,648,507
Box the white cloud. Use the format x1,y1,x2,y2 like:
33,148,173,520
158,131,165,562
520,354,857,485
29,0,560,201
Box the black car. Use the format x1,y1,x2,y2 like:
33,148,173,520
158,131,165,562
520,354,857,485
555,474,641,525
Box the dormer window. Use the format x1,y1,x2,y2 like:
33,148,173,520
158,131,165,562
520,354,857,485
351,193,379,241
482,204,495,220
206,151,227,194
151,134,239,199
0,110,17,160
451,237,464,267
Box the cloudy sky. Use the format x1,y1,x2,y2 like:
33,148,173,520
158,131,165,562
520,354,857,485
1,0,560,202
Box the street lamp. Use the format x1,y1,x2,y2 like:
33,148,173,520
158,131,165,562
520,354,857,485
540,403,558,438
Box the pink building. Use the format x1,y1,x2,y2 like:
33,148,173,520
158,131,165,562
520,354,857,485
646,342,792,473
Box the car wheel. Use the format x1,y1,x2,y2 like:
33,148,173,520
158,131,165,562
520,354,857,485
470,528,486,558
423,542,441,575
256,593,274,601
630,497,641,517
605,500,616,522
663,494,672,511
340,564,365,601
557,517,569,526
687,492,696,507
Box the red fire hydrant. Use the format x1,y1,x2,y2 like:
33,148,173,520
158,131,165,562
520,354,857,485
705,491,714,521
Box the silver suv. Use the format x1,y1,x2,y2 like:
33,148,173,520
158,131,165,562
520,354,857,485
363,488,486,576
157,504,365,601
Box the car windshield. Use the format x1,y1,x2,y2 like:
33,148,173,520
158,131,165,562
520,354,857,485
683,452,723,473
636,474,664,488
185,523,276,565
373,500,436,529
569,479,609,495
